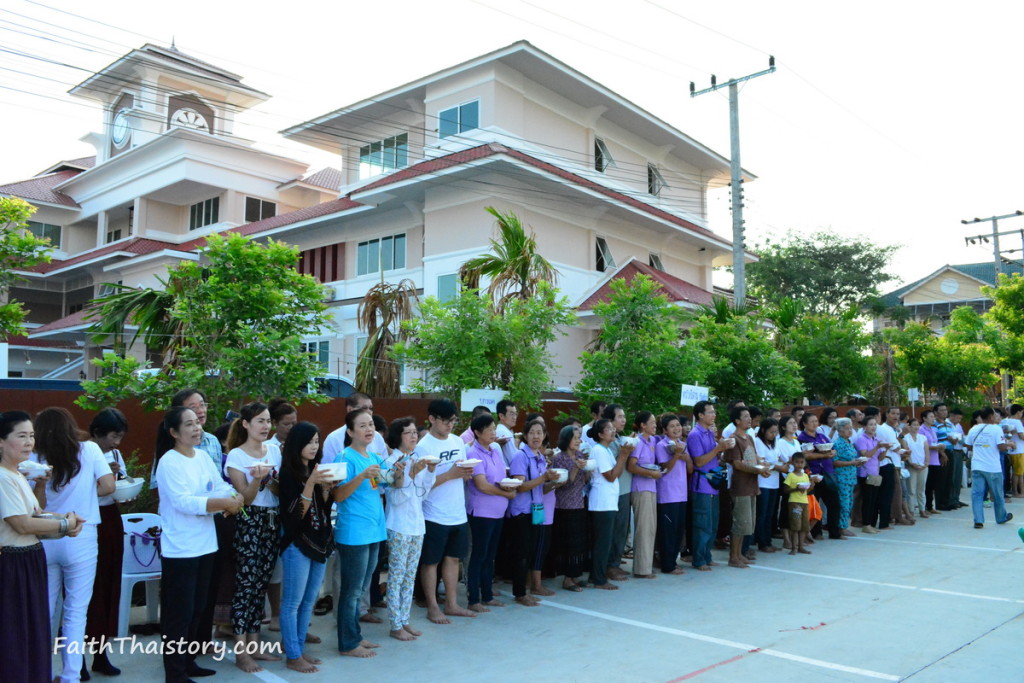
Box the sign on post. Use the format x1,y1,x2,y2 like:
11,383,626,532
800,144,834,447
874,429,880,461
679,384,710,407
907,388,920,402
460,389,507,413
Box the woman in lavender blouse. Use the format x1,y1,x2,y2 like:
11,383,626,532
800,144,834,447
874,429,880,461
854,416,886,534
551,425,591,591
627,411,663,578
654,414,692,574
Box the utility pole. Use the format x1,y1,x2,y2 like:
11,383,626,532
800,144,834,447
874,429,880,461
691,57,775,307
962,210,1024,405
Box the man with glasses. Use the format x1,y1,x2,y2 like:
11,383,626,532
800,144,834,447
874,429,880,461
416,399,475,624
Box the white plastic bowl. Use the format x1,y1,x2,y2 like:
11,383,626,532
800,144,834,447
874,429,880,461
815,443,833,452
112,477,144,502
797,482,811,490
550,468,568,483
317,462,348,482
499,478,523,488
810,474,824,482
583,459,597,471
458,459,483,468
419,455,441,464
18,460,51,479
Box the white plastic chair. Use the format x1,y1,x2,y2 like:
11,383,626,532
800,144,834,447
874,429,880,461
119,513,162,638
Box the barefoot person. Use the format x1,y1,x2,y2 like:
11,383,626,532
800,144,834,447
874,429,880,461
333,408,388,658
384,417,437,639
687,401,733,572
418,399,476,624
783,452,814,556
278,423,333,674
586,419,629,590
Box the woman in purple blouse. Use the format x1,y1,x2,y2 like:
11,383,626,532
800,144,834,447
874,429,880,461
551,425,591,591
627,411,663,578
655,414,692,575
465,415,517,612
797,412,843,541
854,416,886,535
508,420,561,606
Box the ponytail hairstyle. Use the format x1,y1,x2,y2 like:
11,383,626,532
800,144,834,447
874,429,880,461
343,407,372,447
226,401,269,450
281,421,321,484
587,418,612,444
154,406,193,472
34,407,86,492
634,410,654,433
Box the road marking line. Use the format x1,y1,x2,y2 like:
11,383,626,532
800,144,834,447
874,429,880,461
847,535,1019,553
540,599,900,680
748,565,1024,604
230,655,290,683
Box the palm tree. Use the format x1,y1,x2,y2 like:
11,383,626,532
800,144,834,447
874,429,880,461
86,274,189,364
459,207,558,310
356,278,418,398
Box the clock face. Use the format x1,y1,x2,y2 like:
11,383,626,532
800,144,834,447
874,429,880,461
112,109,130,146
170,108,209,132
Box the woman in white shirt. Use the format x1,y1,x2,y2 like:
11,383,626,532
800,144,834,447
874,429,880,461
32,407,115,683
1,410,86,683
754,419,786,553
901,418,930,518
586,419,629,590
155,406,241,683
224,401,282,673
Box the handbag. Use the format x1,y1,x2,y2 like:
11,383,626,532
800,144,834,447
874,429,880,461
866,474,883,487
696,467,728,491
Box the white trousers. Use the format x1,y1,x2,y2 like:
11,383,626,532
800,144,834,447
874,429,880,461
45,524,99,683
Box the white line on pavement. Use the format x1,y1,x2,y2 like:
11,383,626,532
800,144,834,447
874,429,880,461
748,565,1024,604
846,535,1021,554
540,599,901,681
230,655,290,683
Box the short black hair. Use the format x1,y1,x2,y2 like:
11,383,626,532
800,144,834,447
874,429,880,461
427,398,457,420
496,399,516,416
171,388,205,407
979,406,995,421
470,405,492,419
386,417,417,449
471,414,496,435
601,404,623,420
589,401,607,416
730,405,750,424
933,402,947,412
89,407,129,438
693,401,714,419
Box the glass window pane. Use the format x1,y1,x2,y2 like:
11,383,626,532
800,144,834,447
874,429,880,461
369,141,382,167
383,137,396,170
460,101,479,132
357,241,369,276
245,197,259,223
380,236,393,271
210,197,219,224
396,134,408,168
394,234,406,269
367,239,380,275
438,274,457,303
318,341,330,369
439,106,458,138
263,201,276,220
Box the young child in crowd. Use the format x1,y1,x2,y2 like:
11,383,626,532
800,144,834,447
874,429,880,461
784,452,814,556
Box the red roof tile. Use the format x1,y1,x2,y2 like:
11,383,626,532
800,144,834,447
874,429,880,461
0,169,82,208
578,258,715,311
5,334,80,349
297,167,342,190
27,237,176,274
356,143,734,249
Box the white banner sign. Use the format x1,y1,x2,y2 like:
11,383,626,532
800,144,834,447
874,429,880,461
679,384,709,407
460,389,508,412
907,388,920,402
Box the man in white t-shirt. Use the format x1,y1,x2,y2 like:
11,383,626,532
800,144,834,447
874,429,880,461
966,407,1014,528
580,401,607,449
1005,404,1024,498
493,399,519,466
415,398,476,624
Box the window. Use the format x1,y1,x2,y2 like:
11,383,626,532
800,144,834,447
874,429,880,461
595,138,614,173
303,340,330,371
438,100,479,138
189,197,220,230
649,253,664,271
437,273,458,303
356,234,406,276
596,236,616,272
105,228,122,244
67,302,85,315
359,134,409,179
26,221,61,248
648,163,667,196
245,197,276,223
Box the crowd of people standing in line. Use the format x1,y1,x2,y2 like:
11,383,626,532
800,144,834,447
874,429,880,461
1,391,1021,683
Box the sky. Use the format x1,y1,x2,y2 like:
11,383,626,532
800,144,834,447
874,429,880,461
1,0,1023,292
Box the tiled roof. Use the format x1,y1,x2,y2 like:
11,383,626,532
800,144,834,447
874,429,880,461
27,308,96,335
5,334,79,349
68,156,96,169
578,258,714,311
38,156,96,175
0,169,81,208
298,167,342,191
356,143,735,250
27,237,175,274
880,261,1024,308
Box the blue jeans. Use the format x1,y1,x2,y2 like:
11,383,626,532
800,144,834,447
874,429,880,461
691,493,719,568
467,516,503,605
336,542,379,652
280,544,327,660
972,471,1010,524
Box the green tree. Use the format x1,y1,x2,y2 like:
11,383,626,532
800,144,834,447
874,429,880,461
396,282,574,409
688,314,804,406
747,230,898,315
459,207,557,311
78,233,330,417
984,274,1024,378
883,310,998,404
356,279,418,398
575,275,709,416
0,197,52,337
780,311,879,404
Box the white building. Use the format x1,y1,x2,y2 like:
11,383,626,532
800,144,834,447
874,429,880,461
3,40,752,390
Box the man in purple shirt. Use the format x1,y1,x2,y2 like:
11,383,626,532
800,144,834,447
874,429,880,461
687,401,732,571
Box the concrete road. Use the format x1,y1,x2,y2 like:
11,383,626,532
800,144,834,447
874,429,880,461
72,500,1024,682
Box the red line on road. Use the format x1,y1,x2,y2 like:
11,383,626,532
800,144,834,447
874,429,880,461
665,649,761,681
